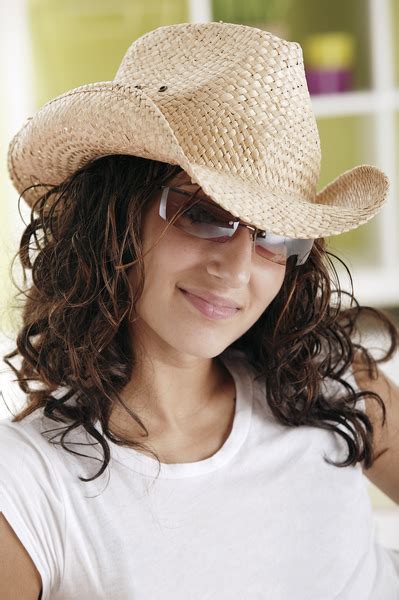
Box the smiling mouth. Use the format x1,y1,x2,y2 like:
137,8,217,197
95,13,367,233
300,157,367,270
179,288,240,320
178,286,241,309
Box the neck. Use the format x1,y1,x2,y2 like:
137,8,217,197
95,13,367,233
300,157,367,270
109,351,233,439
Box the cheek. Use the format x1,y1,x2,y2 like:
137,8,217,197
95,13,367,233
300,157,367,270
147,236,195,277
259,263,286,299
137,226,199,298
251,265,286,314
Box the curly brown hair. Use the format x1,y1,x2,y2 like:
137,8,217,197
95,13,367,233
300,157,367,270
2,154,398,483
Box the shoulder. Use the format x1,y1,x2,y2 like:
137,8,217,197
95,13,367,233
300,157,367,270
0,408,50,451
349,354,399,449
0,408,65,493
349,354,399,503
0,381,83,464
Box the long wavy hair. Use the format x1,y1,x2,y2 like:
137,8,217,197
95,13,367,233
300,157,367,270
3,154,398,483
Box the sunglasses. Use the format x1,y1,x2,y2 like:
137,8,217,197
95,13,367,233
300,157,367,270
158,186,314,266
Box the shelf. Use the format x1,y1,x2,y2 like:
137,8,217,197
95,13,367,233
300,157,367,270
311,89,399,117
336,267,399,307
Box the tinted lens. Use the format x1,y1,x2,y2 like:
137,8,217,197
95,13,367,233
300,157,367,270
165,188,237,241
162,187,314,265
252,233,286,264
254,233,314,265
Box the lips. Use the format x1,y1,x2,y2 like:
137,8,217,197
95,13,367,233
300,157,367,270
179,288,240,320
178,287,241,309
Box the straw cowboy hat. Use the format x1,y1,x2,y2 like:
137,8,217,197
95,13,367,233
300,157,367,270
7,21,389,239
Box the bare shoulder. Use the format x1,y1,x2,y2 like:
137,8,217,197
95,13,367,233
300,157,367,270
0,512,42,600
351,356,399,505
351,356,399,456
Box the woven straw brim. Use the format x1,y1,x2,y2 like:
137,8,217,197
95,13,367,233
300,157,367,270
185,162,389,238
8,82,389,239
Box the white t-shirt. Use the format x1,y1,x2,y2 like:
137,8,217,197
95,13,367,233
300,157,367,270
0,349,398,599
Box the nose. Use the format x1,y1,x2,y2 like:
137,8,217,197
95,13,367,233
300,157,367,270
206,225,255,286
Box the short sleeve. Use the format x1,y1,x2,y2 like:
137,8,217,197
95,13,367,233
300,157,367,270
0,417,65,599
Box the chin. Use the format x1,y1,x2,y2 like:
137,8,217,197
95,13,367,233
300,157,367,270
165,333,232,359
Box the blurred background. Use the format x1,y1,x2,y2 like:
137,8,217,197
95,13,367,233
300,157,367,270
0,0,398,548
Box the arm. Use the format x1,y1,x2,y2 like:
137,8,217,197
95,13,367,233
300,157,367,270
0,513,42,600
351,355,399,505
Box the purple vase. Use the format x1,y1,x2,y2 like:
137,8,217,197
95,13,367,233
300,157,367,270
305,68,352,95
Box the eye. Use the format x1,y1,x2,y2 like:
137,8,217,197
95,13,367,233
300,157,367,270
183,204,219,224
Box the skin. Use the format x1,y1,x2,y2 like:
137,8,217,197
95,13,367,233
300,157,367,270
109,170,286,453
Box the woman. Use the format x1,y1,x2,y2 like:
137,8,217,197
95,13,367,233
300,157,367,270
1,21,398,600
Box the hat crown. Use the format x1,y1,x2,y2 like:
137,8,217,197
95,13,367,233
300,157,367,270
9,21,386,239
114,22,321,200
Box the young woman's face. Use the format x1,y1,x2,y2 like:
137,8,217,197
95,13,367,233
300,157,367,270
128,171,286,359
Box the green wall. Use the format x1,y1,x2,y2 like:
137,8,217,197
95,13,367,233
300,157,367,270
0,105,14,339
28,0,188,107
